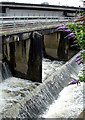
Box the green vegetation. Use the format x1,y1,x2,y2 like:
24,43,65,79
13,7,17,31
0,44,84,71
56,13,85,82
69,13,85,82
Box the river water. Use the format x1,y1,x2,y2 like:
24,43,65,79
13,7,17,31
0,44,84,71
42,58,64,81
0,59,64,115
42,82,84,118
41,66,84,118
0,58,84,118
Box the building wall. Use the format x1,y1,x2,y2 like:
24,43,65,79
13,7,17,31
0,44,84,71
6,8,64,17
83,1,85,7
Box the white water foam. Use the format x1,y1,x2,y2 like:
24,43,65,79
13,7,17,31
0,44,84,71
42,83,84,118
0,59,64,115
42,67,84,118
42,58,64,81
0,77,40,113
0,59,84,118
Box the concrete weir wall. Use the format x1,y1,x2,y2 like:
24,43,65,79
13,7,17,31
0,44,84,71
2,30,69,82
1,52,82,118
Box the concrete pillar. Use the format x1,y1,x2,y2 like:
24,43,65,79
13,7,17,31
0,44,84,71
57,31,69,60
44,32,60,59
2,32,43,82
9,42,15,74
44,31,69,60
27,32,42,82
14,40,29,76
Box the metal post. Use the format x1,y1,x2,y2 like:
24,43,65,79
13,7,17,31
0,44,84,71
46,16,47,27
13,16,15,32
27,17,28,30
2,17,3,32
24,17,25,29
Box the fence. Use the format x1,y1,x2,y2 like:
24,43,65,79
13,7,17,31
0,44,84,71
0,16,76,34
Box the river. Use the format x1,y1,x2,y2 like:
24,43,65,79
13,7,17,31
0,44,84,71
0,58,84,118
0,59,64,115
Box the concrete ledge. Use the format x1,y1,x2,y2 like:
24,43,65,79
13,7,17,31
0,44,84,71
77,109,85,119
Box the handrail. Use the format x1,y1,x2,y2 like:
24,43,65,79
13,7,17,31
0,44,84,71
0,16,76,34
0,16,77,19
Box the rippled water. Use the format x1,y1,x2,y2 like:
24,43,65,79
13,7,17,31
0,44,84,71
0,58,84,118
42,58,64,81
0,59,64,114
0,77,40,113
42,82,84,118
42,67,84,118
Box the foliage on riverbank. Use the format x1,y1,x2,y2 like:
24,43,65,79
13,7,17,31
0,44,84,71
56,13,85,82
69,13,85,82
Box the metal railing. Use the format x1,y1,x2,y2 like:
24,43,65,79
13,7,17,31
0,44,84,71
0,16,76,34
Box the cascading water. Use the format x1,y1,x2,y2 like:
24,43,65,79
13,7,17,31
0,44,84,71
2,62,12,80
42,58,64,81
0,58,64,118
42,67,84,118
0,52,84,119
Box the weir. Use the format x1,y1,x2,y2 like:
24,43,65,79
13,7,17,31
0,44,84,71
0,15,82,118
0,5,84,118
2,30,78,82
0,52,82,118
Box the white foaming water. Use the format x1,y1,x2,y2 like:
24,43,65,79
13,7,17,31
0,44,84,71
0,77,40,113
0,58,84,118
0,59,64,114
42,83,84,118
0,85,6,113
42,67,84,118
42,58,64,81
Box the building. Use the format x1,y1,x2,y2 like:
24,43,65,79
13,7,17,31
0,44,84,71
0,2,85,17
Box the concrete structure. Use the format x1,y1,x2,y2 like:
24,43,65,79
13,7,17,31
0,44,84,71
2,29,71,82
0,2,85,17
1,2,82,82
78,109,85,118
44,31,69,60
2,32,42,82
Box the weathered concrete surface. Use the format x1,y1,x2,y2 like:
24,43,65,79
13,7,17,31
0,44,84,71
2,31,42,82
77,109,85,119
2,29,78,82
2,30,69,82
44,32,59,59
27,32,42,82
44,31,69,60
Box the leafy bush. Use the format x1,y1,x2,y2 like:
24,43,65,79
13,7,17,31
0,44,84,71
56,13,85,82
